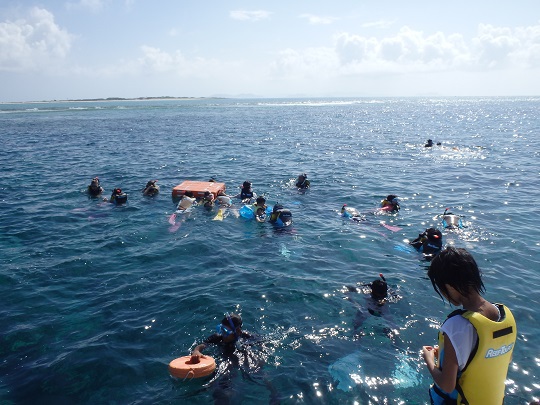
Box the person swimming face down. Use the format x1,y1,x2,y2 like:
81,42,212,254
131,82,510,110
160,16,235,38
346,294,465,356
370,279,388,301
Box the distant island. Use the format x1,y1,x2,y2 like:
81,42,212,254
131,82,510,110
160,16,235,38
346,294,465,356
2,96,222,104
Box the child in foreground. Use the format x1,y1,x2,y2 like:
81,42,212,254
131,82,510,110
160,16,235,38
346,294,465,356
422,247,516,405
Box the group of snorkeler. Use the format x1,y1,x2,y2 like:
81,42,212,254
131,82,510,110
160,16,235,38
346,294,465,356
87,177,159,205
169,178,296,227
340,190,466,265
190,245,516,405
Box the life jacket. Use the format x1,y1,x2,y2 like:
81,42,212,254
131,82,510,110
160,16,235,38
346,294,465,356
430,304,516,405
422,237,442,255
240,189,254,200
112,191,128,205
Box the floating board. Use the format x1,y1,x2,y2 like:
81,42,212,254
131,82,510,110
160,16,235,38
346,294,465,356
169,355,216,379
172,181,226,199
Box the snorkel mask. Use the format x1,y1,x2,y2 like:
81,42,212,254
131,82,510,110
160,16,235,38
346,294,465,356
216,312,240,340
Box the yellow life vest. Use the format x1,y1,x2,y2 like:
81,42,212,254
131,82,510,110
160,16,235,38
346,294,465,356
435,304,516,404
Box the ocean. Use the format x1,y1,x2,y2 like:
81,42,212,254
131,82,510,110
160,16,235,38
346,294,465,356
0,97,539,404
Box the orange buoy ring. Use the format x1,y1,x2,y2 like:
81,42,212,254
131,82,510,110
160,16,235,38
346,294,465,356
168,355,216,379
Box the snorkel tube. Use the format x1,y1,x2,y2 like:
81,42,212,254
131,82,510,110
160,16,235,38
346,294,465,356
226,312,239,340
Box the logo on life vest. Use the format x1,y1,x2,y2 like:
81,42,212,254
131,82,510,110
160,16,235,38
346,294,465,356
485,343,514,358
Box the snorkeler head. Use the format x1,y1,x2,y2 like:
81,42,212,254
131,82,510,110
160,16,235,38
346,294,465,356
256,196,266,205
425,228,442,241
371,279,388,300
221,313,242,329
242,181,252,189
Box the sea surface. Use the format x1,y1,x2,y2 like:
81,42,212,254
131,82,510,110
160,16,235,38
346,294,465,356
0,97,539,404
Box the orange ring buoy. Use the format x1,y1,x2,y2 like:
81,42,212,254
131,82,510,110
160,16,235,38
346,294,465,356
168,355,216,379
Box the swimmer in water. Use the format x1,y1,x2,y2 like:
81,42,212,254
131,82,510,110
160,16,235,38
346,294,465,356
190,313,279,404
380,195,400,212
409,227,443,260
441,208,463,229
346,274,400,340
87,177,104,197
253,196,268,221
142,179,159,196
341,204,365,222
176,191,196,212
237,181,256,203
295,173,310,189
269,203,293,227
202,191,215,208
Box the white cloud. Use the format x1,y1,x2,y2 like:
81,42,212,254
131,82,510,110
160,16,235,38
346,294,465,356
0,7,73,72
136,45,238,78
269,47,340,80
361,19,396,29
268,23,540,81
299,14,338,25
229,10,272,22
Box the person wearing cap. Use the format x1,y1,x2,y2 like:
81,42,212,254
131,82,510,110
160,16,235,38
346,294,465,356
87,177,104,197
295,173,310,189
409,228,443,257
142,179,159,196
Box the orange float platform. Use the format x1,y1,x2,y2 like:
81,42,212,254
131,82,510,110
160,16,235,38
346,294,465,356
172,181,226,199
168,355,216,379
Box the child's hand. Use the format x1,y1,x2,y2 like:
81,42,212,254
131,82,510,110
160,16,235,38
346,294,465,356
190,350,202,363
422,345,436,366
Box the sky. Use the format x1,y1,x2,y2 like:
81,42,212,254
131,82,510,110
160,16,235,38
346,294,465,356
1,1,539,101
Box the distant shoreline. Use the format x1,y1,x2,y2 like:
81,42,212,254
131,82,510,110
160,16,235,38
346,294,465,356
0,96,222,104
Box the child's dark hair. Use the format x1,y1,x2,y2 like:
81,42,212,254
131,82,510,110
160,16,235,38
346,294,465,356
428,246,485,301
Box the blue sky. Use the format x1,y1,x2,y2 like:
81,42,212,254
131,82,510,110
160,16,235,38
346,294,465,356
1,1,539,101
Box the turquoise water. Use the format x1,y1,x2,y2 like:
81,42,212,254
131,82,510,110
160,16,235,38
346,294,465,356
1,97,539,404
